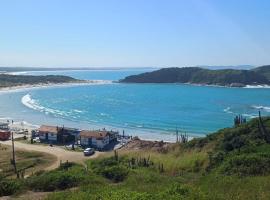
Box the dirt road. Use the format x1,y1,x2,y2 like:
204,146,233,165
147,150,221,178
0,140,103,170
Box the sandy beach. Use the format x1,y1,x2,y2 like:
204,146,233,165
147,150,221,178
0,80,113,93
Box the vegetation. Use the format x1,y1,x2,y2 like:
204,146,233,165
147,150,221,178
120,66,270,86
0,178,22,197
26,163,86,191
252,65,270,80
2,117,270,199
0,74,81,88
0,144,56,178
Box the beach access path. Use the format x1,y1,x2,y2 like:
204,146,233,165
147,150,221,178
0,140,103,170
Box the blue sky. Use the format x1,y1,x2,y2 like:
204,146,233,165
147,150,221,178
0,0,270,68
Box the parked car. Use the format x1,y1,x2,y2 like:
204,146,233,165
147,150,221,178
83,148,95,156
33,137,40,143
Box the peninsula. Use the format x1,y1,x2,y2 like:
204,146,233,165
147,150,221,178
120,65,270,87
0,74,83,88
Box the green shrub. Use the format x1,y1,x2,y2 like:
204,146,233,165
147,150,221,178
27,172,78,191
0,179,22,197
26,165,84,192
101,165,129,182
90,157,129,182
220,153,270,176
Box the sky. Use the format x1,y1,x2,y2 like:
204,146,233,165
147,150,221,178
0,0,270,68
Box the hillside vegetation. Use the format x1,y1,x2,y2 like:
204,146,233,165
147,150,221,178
252,65,270,80
0,74,80,88
1,117,270,199
120,66,270,87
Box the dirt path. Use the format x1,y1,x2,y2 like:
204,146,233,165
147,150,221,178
0,140,103,170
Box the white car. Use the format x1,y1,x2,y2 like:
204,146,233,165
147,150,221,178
83,148,95,156
33,137,40,143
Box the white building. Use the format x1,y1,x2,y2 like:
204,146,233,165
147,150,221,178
38,125,59,143
80,130,111,149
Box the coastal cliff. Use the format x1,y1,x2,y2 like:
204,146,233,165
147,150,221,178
120,66,270,87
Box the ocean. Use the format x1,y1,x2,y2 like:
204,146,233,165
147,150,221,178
1,69,270,142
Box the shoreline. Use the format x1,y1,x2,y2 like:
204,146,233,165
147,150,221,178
119,81,270,89
0,116,186,143
0,80,265,143
2,79,269,93
0,118,180,144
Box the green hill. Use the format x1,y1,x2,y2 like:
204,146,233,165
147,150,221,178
120,66,270,87
252,65,270,80
0,74,80,88
1,116,270,199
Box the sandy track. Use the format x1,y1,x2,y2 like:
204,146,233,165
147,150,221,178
0,140,103,170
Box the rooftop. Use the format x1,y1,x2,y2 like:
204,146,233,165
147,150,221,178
39,125,58,134
0,129,10,133
80,130,110,140
0,122,9,126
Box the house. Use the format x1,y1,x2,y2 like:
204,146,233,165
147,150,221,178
0,130,11,140
61,127,81,144
38,125,80,144
0,122,9,130
80,130,111,149
38,125,59,143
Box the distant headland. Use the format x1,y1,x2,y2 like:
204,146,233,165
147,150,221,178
120,65,270,87
0,74,83,88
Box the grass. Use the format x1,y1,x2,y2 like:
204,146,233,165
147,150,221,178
2,117,270,199
44,147,270,200
198,172,270,200
0,144,56,178
44,117,270,200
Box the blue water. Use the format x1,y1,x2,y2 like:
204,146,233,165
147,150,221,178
18,69,153,81
1,69,270,141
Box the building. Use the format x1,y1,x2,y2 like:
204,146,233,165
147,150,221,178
38,125,80,144
0,130,11,140
80,130,112,149
0,122,9,130
61,127,81,144
38,125,59,143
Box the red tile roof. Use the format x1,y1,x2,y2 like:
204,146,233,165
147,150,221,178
80,130,109,140
39,125,58,134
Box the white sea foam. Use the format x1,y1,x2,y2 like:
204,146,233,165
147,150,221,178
223,107,233,114
0,117,12,121
223,106,259,119
21,94,41,111
242,114,257,118
252,105,270,112
12,120,39,128
21,94,69,117
245,85,270,89
8,71,28,75
100,112,111,117
73,109,83,113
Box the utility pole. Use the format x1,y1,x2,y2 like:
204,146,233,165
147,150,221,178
176,127,179,143
11,131,17,176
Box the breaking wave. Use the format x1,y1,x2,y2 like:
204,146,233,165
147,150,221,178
223,106,258,119
223,107,233,114
252,105,270,112
21,94,70,117
21,94,41,111
245,85,270,89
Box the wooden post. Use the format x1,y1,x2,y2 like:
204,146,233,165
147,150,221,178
11,131,17,176
176,127,179,143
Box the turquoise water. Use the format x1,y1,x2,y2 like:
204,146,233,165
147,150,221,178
1,69,270,141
